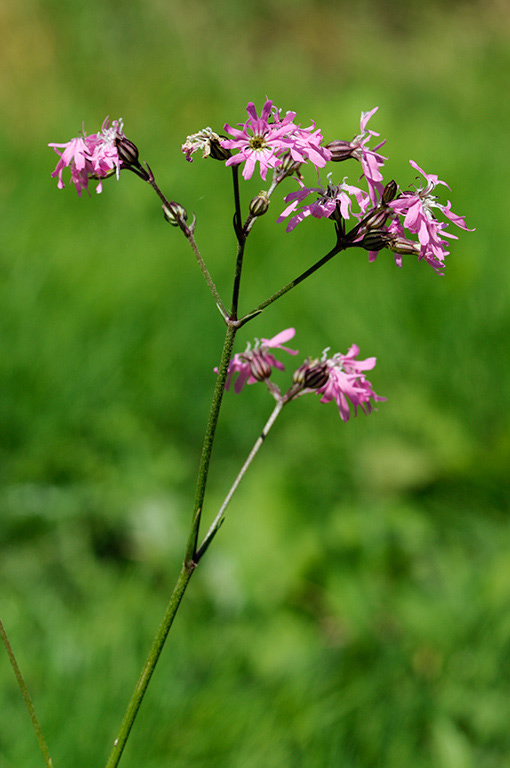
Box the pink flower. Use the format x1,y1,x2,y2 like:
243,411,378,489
272,109,331,169
315,345,385,421
278,174,370,232
222,328,298,393
222,99,330,181
386,160,474,273
49,118,124,195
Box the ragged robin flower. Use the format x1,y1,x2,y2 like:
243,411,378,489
278,173,370,232
48,118,125,195
220,328,298,393
222,99,331,181
181,127,231,162
289,344,385,422
367,160,474,273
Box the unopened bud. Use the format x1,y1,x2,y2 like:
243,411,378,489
292,362,308,388
249,191,270,218
360,206,390,231
387,235,421,256
162,201,188,226
115,136,141,168
324,140,354,162
277,152,302,178
358,230,392,252
382,179,398,204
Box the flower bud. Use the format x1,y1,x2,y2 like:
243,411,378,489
358,230,392,252
324,140,354,162
162,201,188,226
382,179,398,204
387,235,421,255
115,136,141,168
292,362,308,388
277,152,302,178
249,191,270,218
359,206,390,231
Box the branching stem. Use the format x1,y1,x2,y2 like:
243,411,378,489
196,398,284,561
239,243,343,325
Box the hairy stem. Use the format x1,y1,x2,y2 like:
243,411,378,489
185,230,229,319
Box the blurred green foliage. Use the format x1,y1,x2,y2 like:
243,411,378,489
1,0,510,766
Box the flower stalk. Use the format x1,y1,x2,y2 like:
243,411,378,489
36,99,475,768
196,398,284,562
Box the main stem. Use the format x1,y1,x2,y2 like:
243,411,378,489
185,322,237,562
104,563,193,768
105,322,237,768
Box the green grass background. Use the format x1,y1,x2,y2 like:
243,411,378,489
1,0,509,766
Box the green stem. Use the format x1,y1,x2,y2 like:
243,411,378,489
230,166,288,318
104,563,194,768
185,230,229,319
0,617,53,768
105,161,303,767
230,238,246,320
105,323,237,768
143,165,228,318
239,243,342,326
196,398,284,561
185,321,237,563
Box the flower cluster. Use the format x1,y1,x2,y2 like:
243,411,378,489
221,330,384,422
374,159,474,273
49,101,473,273
281,151,472,273
48,118,125,195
